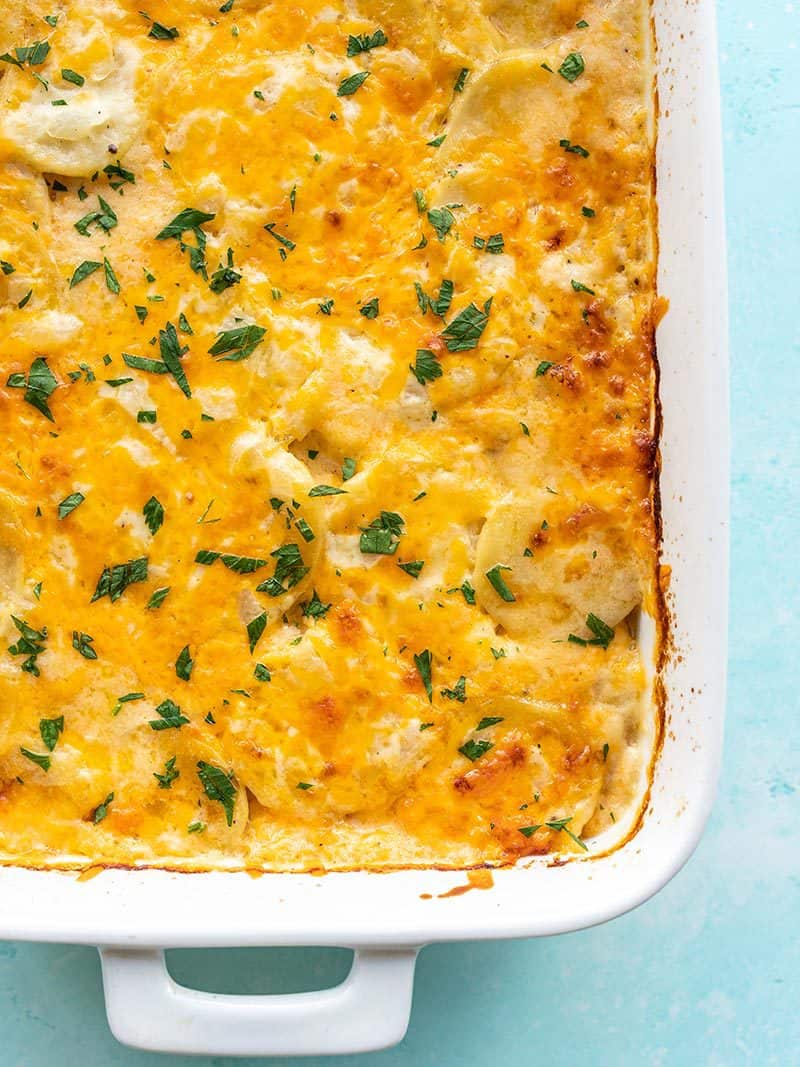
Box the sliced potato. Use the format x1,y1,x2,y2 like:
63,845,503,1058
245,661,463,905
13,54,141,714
474,489,642,641
432,49,578,207
229,428,326,613
480,0,587,47
450,694,605,839
0,31,142,176
204,624,439,820
0,165,58,313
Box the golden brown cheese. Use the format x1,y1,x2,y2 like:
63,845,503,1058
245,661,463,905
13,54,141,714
0,0,659,870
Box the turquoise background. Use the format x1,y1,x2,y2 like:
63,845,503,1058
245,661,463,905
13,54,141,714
2,3,797,1064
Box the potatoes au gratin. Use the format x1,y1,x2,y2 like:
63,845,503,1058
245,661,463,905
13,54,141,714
0,0,662,871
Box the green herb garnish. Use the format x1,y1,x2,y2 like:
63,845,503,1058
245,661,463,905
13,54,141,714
197,761,237,825
346,29,387,55
337,71,370,96
149,698,189,731
558,52,585,82
57,492,84,520
413,649,433,702
154,756,180,789
441,299,492,352
485,564,516,602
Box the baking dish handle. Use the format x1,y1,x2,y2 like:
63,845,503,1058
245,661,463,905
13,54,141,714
98,946,419,1056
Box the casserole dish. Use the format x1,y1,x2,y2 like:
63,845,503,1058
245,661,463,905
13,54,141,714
0,0,727,1055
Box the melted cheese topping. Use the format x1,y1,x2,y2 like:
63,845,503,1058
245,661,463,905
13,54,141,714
0,0,659,871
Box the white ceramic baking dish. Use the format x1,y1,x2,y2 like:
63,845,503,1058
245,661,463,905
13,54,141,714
0,0,728,1055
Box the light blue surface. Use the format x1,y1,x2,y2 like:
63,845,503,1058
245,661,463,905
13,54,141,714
2,4,798,1065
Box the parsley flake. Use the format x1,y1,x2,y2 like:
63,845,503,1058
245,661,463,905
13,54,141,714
337,71,370,96
197,761,237,826
57,492,84,520
346,29,387,55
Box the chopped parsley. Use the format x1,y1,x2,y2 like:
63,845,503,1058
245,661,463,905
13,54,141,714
197,761,237,825
112,692,144,717
103,258,120,294
91,557,148,603
295,517,315,542
175,645,193,680
148,21,179,40
571,279,596,295
359,297,379,319
560,138,590,158
209,247,242,293
61,68,85,86
104,161,136,190
519,817,588,851
93,792,114,823
441,299,493,352
473,234,504,254
413,649,433,702
246,612,267,653
158,321,192,396
302,590,331,619
143,496,164,535
346,29,387,56
397,560,424,579
441,675,467,702
536,361,553,376
69,260,102,288
256,544,308,596
195,551,267,573
1,41,51,67
337,71,370,96
57,492,84,520
427,206,455,241
209,324,266,361
458,738,493,762
154,756,180,789
342,457,357,482
456,580,476,605
75,196,118,236
415,278,453,318
8,616,48,676
20,747,50,772
359,511,404,555
40,716,64,751
485,564,516,602
72,631,97,660
156,207,215,277
410,349,442,386
568,613,615,650
453,67,470,93
558,52,585,82
146,587,170,610
263,222,296,256
149,698,189,731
